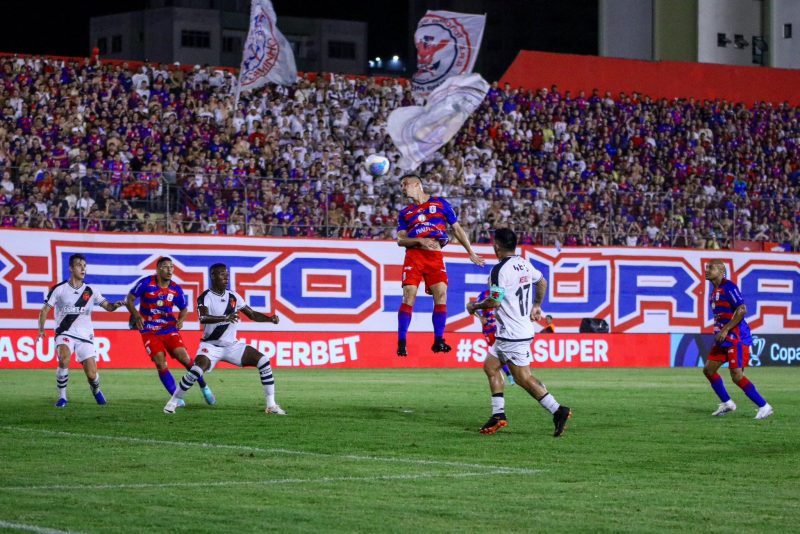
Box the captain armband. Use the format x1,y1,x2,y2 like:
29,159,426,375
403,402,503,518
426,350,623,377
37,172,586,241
488,285,505,302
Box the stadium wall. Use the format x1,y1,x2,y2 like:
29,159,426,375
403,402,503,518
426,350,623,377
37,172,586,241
0,230,798,368
500,50,800,105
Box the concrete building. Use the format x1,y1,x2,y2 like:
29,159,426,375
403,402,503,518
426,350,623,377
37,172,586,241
599,0,800,69
90,0,368,73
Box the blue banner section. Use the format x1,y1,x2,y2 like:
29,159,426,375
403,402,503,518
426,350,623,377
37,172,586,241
671,333,800,367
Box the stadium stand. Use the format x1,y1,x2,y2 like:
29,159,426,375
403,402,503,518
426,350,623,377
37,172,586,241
0,55,797,251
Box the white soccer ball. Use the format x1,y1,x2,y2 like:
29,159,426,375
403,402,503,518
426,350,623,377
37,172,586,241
364,154,390,177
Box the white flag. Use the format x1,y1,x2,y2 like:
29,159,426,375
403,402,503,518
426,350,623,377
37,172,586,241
237,0,297,95
388,73,489,171
411,10,486,97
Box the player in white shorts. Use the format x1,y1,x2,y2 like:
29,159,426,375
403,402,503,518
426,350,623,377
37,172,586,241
467,228,572,437
37,253,125,408
164,262,285,415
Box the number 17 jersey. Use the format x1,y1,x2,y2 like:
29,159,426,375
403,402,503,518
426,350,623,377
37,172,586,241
488,256,543,342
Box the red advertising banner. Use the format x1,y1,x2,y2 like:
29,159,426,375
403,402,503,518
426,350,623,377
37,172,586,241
0,331,670,369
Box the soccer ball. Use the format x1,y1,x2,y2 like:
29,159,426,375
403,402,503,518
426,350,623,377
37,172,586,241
364,154,390,177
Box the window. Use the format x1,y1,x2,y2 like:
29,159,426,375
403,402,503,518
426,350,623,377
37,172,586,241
97,37,108,55
181,30,211,49
784,23,792,39
328,41,356,60
222,35,242,53
112,35,122,53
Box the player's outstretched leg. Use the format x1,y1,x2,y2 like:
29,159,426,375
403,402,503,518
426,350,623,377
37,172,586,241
734,375,773,419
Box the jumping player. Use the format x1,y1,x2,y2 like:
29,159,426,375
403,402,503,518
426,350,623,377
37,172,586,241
396,174,484,356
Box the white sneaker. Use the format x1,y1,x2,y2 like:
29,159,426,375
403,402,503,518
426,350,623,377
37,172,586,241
755,403,774,420
266,404,287,415
712,400,737,416
164,398,180,414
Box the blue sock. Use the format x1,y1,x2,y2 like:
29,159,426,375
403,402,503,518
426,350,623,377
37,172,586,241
432,304,447,339
398,303,413,343
706,373,731,402
736,377,767,407
502,365,512,377
158,368,176,395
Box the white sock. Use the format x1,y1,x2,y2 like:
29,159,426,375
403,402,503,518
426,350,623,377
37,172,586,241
538,393,560,414
257,356,276,406
88,373,101,395
56,368,69,399
175,365,204,400
491,393,505,415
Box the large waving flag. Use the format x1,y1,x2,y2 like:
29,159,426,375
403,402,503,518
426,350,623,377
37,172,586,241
388,73,489,171
411,10,486,97
237,0,297,96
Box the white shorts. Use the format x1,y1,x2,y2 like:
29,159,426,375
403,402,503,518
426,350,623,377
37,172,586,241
56,335,96,363
196,341,249,371
489,339,533,367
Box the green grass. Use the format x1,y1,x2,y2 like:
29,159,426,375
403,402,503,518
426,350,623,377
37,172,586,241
0,368,798,533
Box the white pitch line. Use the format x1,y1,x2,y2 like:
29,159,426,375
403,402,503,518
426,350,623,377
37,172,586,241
0,425,542,475
0,520,83,534
0,470,519,492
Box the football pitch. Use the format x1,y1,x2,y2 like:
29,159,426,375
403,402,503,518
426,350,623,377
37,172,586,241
0,368,797,533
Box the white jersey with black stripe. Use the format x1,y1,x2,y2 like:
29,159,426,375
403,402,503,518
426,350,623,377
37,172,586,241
198,288,246,347
488,256,543,342
45,280,107,342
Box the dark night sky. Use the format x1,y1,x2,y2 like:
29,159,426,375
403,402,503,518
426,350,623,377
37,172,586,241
1,0,596,77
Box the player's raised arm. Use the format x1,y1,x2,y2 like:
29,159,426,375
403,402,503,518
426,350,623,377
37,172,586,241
450,221,485,266
239,306,280,324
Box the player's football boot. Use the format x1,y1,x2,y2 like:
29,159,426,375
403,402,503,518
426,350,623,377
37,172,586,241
504,372,515,386
755,403,774,420
431,338,452,353
711,400,736,416
55,398,68,408
553,406,572,437
200,385,217,405
163,398,180,414
94,390,107,405
177,399,186,407
396,340,408,357
479,414,508,434
266,404,287,415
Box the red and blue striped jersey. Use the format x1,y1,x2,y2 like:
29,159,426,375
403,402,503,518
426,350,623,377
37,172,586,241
710,279,752,346
398,196,457,247
129,275,187,335
478,289,497,336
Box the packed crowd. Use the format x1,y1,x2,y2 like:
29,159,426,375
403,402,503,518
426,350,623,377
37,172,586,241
0,55,798,251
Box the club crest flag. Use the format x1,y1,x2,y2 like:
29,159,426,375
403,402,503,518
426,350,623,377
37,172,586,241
237,0,297,93
412,10,486,97
388,73,489,171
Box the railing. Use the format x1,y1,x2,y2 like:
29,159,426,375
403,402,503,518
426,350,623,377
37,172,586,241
2,165,798,251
